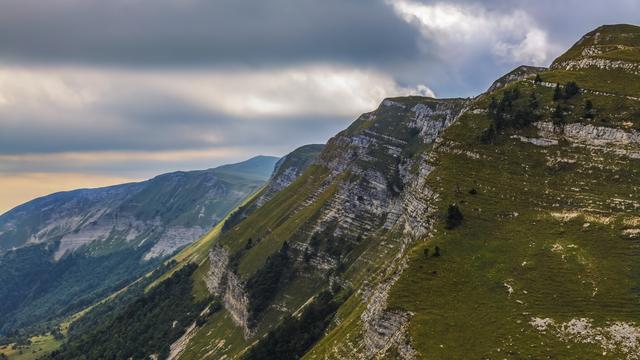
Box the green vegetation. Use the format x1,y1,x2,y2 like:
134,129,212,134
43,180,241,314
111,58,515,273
0,334,61,360
45,264,213,360
221,145,323,234
481,86,541,143
0,242,161,340
552,24,640,66
0,155,279,342
246,242,293,324
385,36,640,357
244,290,343,360
444,204,463,229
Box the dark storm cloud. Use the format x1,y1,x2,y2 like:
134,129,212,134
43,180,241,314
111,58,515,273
0,0,419,67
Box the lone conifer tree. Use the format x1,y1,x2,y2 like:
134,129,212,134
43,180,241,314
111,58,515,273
552,105,565,126
553,83,562,101
584,99,594,119
445,204,464,229
564,82,580,99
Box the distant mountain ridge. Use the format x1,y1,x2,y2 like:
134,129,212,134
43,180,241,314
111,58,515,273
0,156,279,260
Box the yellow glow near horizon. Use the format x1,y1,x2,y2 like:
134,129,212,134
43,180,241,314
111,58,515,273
0,173,140,215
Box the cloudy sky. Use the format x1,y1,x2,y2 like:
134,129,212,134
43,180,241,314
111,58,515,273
0,0,638,213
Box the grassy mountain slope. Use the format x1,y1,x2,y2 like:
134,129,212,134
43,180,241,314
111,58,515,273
144,144,325,290
309,23,640,359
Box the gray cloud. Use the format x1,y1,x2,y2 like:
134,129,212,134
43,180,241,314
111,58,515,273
0,0,419,67
0,65,427,158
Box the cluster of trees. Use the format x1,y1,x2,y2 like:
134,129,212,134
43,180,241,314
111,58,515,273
246,242,294,325
481,87,540,144
44,264,211,360
65,261,174,341
305,223,357,274
481,80,593,143
553,82,580,101
551,82,582,126
221,202,252,233
307,221,352,259
0,241,160,342
244,290,343,360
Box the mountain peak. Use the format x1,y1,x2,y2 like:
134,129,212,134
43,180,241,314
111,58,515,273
211,155,280,180
487,65,547,93
551,23,640,69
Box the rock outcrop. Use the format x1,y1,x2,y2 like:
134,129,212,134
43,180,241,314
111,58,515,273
314,98,467,242
204,245,252,338
487,65,547,93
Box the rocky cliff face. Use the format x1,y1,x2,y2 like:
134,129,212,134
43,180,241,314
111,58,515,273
204,245,252,337
176,96,467,359
314,98,467,242
511,121,640,160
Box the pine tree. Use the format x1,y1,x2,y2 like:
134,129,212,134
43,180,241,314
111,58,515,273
528,92,539,110
479,124,496,144
553,83,562,101
552,105,565,126
534,74,542,84
445,204,464,229
564,82,580,99
584,99,594,119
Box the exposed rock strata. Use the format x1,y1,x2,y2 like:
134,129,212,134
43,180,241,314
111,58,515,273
204,245,252,338
552,58,640,75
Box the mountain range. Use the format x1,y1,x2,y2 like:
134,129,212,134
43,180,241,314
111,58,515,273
0,156,282,339
2,24,640,360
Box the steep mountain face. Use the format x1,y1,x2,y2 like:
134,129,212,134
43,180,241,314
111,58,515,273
143,97,467,360
0,156,278,338
42,24,640,360
222,144,325,232
256,144,325,207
